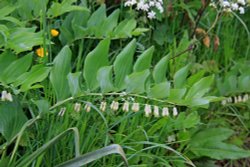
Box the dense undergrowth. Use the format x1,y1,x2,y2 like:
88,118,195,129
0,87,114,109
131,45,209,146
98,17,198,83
0,0,250,166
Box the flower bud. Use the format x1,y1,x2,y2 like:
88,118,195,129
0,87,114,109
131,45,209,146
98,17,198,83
153,106,160,117
84,103,91,112
162,107,169,117
100,101,107,112
173,107,178,116
144,104,152,117
74,103,81,112
131,103,139,112
58,107,66,116
122,101,129,112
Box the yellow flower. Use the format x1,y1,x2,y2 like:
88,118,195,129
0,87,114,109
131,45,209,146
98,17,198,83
36,47,48,58
50,29,59,37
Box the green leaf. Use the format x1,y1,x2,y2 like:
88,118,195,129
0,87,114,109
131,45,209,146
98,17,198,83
7,27,43,53
153,55,169,84
83,39,110,90
168,88,187,101
125,69,150,94
113,19,137,38
187,70,205,86
97,66,114,93
0,5,16,19
133,46,154,72
13,65,51,92
98,9,120,37
0,100,28,142
148,81,171,99
0,25,9,47
238,75,250,92
49,46,72,101
0,53,32,84
189,128,250,160
34,100,50,114
185,75,214,99
190,128,234,147
55,144,128,167
174,111,200,130
131,28,150,36
173,64,190,89
16,0,49,20
186,98,210,108
47,0,89,18
71,11,91,39
67,72,82,97
87,4,106,35
0,51,17,77
59,13,75,44
114,39,136,90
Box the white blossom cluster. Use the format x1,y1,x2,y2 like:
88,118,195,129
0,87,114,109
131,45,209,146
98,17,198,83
221,94,249,105
88,100,179,117
124,0,164,19
58,100,180,118
210,0,248,14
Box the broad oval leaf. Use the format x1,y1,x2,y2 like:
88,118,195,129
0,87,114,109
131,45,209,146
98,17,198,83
0,100,28,142
153,54,170,84
18,65,51,92
67,72,82,97
98,9,120,37
185,75,214,99
47,0,89,18
114,39,136,90
189,128,250,160
97,66,114,93
50,45,72,101
87,4,106,35
113,19,137,38
83,39,110,90
173,64,190,89
148,81,171,99
125,69,150,94
134,46,154,72
7,28,43,53
0,53,32,84
0,51,17,77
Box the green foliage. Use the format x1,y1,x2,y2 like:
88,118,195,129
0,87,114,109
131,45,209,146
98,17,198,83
0,100,28,142
125,70,150,94
133,46,154,72
49,46,72,101
0,0,250,166
114,39,137,90
47,0,89,18
97,66,114,93
153,55,170,84
83,39,110,90
67,72,82,97
148,81,171,99
0,53,32,84
189,128,250,160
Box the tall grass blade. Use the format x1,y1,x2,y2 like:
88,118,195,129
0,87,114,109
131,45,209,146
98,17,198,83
56,144,128,167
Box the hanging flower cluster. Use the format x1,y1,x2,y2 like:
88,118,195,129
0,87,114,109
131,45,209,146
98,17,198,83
210,0,248,14
124,0,164,19
69,101,178,117
221,94,249,105
62,100,180,118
